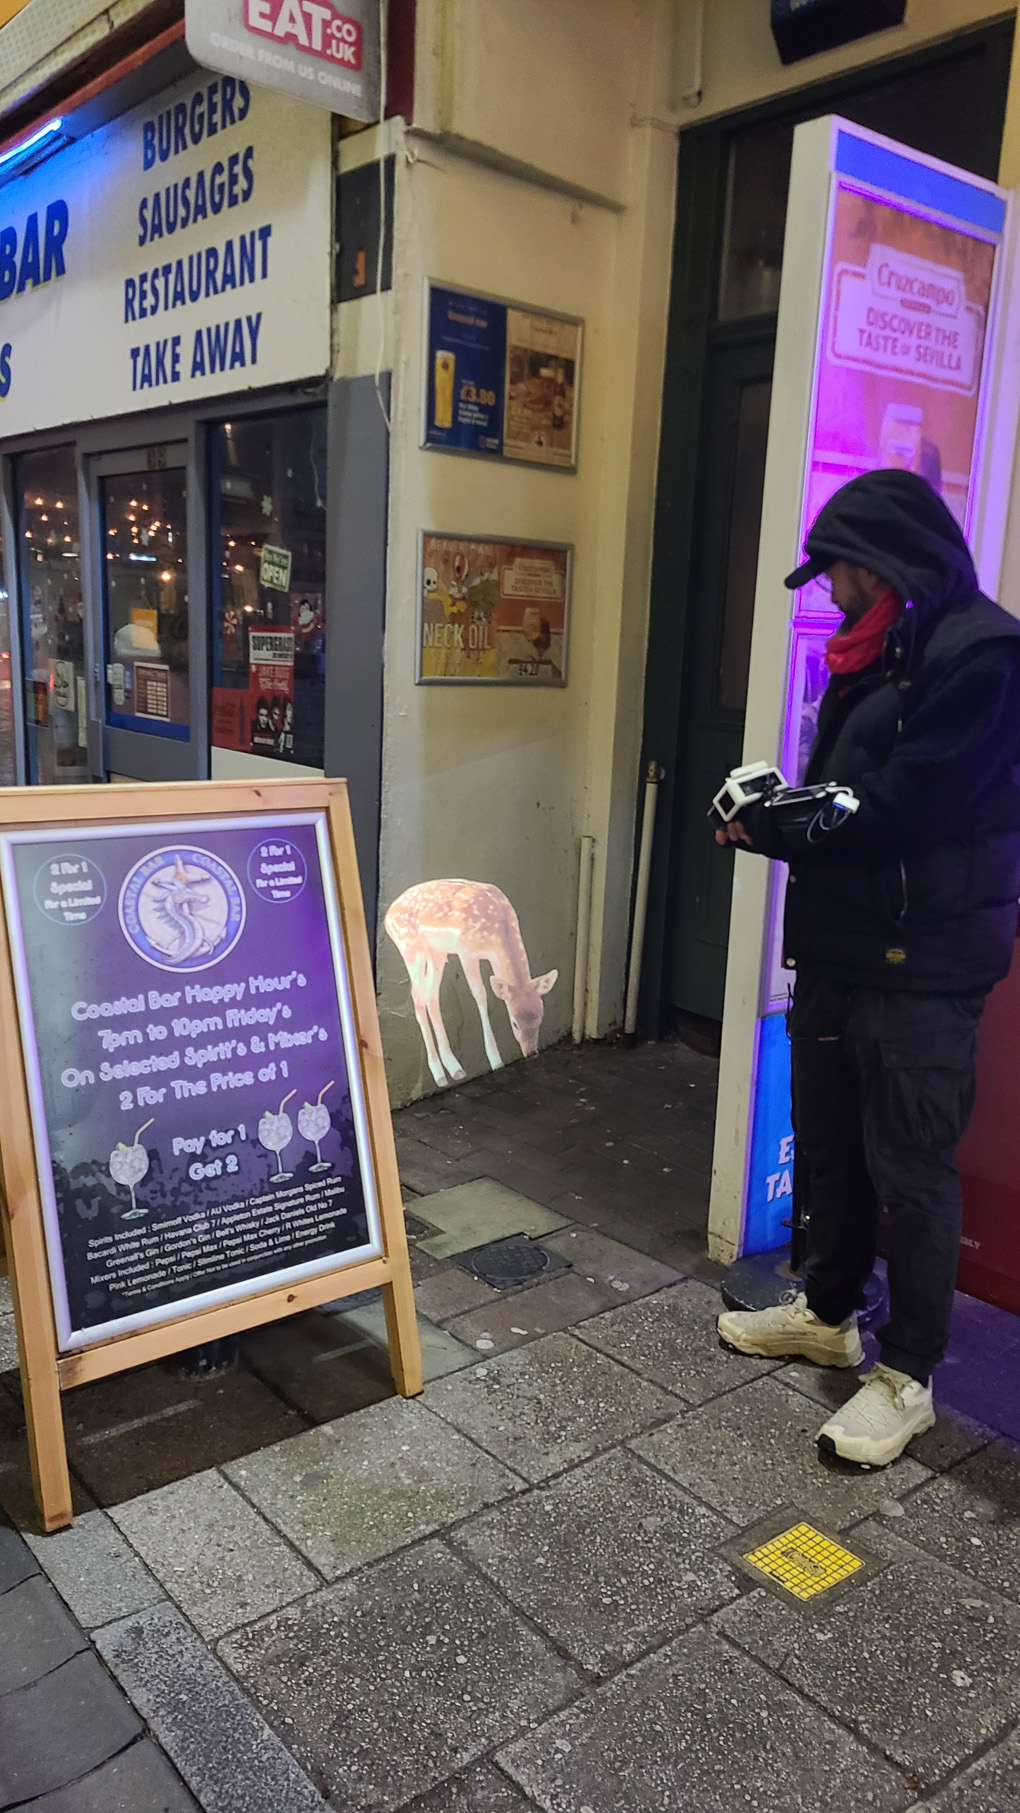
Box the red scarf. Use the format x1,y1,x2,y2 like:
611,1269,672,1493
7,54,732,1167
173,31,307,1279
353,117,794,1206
825,587,903,675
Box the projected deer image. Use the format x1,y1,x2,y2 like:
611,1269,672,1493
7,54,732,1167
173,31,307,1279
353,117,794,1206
385,880,558,1087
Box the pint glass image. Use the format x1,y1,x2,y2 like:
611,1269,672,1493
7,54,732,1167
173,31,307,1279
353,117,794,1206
434,351,455,429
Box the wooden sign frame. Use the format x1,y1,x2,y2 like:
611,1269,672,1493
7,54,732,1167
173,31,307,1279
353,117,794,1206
0,778,422,1532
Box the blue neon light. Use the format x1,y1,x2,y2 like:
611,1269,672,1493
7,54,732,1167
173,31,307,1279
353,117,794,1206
0,116,64,177
835,130,1006,237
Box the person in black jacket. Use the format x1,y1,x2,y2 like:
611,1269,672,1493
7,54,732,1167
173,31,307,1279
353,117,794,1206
715,468,1020,1467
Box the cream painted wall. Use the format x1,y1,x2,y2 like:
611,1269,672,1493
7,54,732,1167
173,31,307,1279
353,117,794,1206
672,0,1016,126
372,0,678,1103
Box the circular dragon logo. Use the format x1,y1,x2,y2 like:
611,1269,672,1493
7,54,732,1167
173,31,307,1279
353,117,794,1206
118,846,245,971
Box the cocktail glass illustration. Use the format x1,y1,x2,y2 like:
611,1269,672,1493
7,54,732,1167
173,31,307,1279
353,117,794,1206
109,1117,154,1218
259,1090,296,1181
298,1081,334,1172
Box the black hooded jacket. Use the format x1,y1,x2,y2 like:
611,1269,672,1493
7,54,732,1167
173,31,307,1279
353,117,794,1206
742,470,1020,994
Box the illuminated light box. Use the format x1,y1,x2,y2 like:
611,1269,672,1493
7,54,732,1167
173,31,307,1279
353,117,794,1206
708,117,1020,1266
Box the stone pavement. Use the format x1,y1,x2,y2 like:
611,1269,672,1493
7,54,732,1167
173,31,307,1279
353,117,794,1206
1,1033,1020,1811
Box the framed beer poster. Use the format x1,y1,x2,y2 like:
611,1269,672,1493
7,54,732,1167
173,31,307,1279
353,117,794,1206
422,281,582,471
0,778,420,1530
417,531,571,685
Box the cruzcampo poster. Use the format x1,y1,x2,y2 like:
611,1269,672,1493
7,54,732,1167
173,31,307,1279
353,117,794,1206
0,814,380,1349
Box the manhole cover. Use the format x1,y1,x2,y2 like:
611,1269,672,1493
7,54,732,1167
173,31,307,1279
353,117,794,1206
455,1234,571,1289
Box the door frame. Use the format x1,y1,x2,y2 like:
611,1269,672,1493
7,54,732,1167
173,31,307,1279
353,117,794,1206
636,17,1015,1037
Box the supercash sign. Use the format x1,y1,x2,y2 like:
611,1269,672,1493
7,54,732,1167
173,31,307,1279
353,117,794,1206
245,0,362,67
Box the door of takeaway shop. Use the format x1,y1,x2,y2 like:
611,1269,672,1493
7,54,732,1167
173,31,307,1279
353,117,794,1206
14,432,204,786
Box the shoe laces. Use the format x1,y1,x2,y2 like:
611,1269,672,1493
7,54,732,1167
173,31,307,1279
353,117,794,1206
779,1288,808,1311
851,1364,916,1427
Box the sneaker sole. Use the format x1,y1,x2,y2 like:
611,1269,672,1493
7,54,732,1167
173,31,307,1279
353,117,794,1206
717,1323,864,1369
817,1409,936,1469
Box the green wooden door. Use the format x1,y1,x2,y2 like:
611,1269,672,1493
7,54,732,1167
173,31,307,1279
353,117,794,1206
668,333,773,1018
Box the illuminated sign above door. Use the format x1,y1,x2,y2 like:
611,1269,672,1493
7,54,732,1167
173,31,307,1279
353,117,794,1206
0,71,331,437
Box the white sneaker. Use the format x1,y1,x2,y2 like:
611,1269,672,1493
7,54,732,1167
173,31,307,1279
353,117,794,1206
717,1290,863,1368
817,1363,935,1468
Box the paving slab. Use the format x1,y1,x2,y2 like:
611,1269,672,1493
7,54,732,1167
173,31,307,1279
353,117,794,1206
398,1762,536,1810
452,1446,739,1675
414,1265,503,1324
413,1180,570,1259
0,1652,142,1807
576,1279,781,1403
921,1722,1020,1811
0,1574,85,1691
426,1332,678,1484
0,1518,38,1591
393,1138,486,1198
330,1302,474,1379
219,1538,580,1813
110,1469,318,1640
25,1508,163,1630
224,1395,523,1578
895,1440,1020,1604
241,1310,396,1422
716,1519,1020,1789
632,1372,931,1528
778,1360,997,1472
0,1316,18,1372
94,1600,326,1813
64,1362,307,1505
27,1739,200,1813
498,1623,907,1813
443,1270,622,1355
0,1393,94,1531
541,1224,682,1298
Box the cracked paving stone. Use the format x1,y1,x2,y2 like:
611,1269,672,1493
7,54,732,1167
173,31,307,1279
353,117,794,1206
497,1623,905,1813
218,1539,580,1813
0,1653,142,1806
715,1518,1020,1790
0,1575,85,1692
452,1446,739,1674
24,1739,200,1812
631,1372,931,1528
426,1331,678,1483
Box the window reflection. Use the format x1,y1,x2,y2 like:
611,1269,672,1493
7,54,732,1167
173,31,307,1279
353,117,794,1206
210,408,327,769
101,469,189,738
18,447,88,785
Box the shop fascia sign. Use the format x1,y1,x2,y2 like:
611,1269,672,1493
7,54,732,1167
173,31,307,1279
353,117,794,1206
185,0,381,122
0,69,331,437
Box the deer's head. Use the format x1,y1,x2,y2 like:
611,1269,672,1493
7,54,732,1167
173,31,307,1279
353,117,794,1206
490,969,558,1056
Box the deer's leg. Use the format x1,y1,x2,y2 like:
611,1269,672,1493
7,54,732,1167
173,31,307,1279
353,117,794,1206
404,953,449,1088
461,954,504,1071
422,952,466,1082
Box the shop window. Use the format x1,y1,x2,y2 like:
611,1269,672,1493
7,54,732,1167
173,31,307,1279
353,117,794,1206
210,408,327,769
17,447,88,786
0,518,14,787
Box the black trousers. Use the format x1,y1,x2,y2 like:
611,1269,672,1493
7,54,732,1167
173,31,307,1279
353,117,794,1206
789,968,986,1385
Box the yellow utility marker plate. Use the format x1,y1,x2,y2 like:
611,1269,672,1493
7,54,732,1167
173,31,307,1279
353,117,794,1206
743,1522,864,1601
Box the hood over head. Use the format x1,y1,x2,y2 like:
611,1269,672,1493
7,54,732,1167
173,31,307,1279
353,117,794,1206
785,469,978,613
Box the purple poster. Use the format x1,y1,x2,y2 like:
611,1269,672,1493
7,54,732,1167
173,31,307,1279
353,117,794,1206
0,813,380,1350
